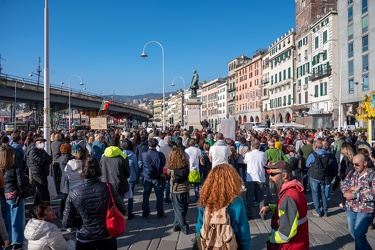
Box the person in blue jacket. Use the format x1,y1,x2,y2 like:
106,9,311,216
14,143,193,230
196,163,250,249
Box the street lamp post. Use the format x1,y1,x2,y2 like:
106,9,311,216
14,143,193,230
68,75,84,130
141,41,165,130
171,76,186,127
14,80,18,129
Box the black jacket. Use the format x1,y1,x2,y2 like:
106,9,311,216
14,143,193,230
27,147,53,175
62,178,126,240
3,164,23,196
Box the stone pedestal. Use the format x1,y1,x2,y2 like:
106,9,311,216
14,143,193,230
186,98,202,131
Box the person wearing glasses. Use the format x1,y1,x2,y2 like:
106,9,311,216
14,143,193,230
259,161,308,250
341,154,375,250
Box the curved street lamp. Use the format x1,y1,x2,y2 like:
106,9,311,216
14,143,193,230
68,75,84,130
171,76,186,127
141,41,165,129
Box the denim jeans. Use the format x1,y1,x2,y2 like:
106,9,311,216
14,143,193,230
325,176,333,198
164,180,171,202
238,163,247,185
127,182,136,215
6,198,25,245
346,210,373,250
137,161,144,182
246,182,265,218
142,179,164,217
309,177,328,215
171,192,189,231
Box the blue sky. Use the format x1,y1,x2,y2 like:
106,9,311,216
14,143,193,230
0,0,296,97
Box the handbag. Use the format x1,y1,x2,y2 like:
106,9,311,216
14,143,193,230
106,182,126,237
147,152,166,185
47,166,58,200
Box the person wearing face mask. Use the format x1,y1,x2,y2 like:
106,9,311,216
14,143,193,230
26,137,53,206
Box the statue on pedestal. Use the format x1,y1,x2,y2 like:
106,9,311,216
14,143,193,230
190,70,199,98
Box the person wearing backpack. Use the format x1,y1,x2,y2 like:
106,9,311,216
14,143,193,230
166,148,190,235
260,161,309,250
306,140,337,217
341,154,375,250
195,163,250,250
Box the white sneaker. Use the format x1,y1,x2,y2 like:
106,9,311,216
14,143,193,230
339,203,343,208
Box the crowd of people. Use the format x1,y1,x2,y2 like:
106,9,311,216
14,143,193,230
0,126,374,249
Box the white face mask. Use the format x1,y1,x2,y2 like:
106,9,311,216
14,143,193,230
37,142,45,149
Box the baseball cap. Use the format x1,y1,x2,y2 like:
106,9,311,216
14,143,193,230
265,160,291,170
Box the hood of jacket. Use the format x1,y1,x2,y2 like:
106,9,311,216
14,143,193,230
67,159,83,171
279,179,304,195
103,146,127,159
24,219,53,241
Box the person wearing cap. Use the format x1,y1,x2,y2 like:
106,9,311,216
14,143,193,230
260,161,309,249
27,137,53,207
100,136,130,198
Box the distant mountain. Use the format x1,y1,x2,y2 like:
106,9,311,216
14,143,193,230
103,92,174,104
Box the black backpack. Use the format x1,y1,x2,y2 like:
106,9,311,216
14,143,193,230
173,166,189,183
313,152,338,177
288,154,299,171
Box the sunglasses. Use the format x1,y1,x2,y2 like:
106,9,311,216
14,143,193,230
269,172,282,177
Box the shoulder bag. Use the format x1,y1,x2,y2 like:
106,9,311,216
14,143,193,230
106,182,126,237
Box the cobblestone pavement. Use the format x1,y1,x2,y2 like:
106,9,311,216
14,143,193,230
32,183,375,250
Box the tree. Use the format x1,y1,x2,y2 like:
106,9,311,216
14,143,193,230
253,48,268,57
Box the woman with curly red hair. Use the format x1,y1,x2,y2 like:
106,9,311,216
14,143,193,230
195,163,250,249
167,148,190,235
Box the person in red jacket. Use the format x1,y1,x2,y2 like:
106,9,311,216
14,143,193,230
260,161,309,250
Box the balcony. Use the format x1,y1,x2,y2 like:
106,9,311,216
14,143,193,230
261,95,269,101
262,77,269,85
309,68,332,81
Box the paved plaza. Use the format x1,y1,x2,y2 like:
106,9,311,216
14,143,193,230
40,182,375,250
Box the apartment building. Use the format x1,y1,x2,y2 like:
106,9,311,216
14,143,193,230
201,78,226,130
308,11,340,128
264,30,295,125
338,0,373,128
227,56,248,120
294,0,338,127
152,98,162,127
217,80,228,123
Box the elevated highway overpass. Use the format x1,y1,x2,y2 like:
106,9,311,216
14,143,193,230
0,73,153,122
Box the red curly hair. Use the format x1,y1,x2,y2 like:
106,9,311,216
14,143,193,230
198,163,242,212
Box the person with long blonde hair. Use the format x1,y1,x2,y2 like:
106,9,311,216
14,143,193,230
196,163,250,249
167,148,190,234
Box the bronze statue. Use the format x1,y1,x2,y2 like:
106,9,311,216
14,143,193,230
190,70,199,98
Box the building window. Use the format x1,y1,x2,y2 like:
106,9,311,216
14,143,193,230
348,60,354,76
349,78,354,93
298,79,301,86
305,92,308,103
315,36,319,49
363,75,369,91
362,15,368,33
298,93,301,104
348,24,354,40
305,77,308,85
363,54,369,72
288,67,291,78
362,0,368,14
362,35,368,52
323,31,327,43
348,6,353,23
348,42,354,58
348,0,353,5
315,85,319,97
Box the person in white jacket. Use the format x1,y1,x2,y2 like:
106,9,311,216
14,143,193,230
23,201,75,250
65,146,87,192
